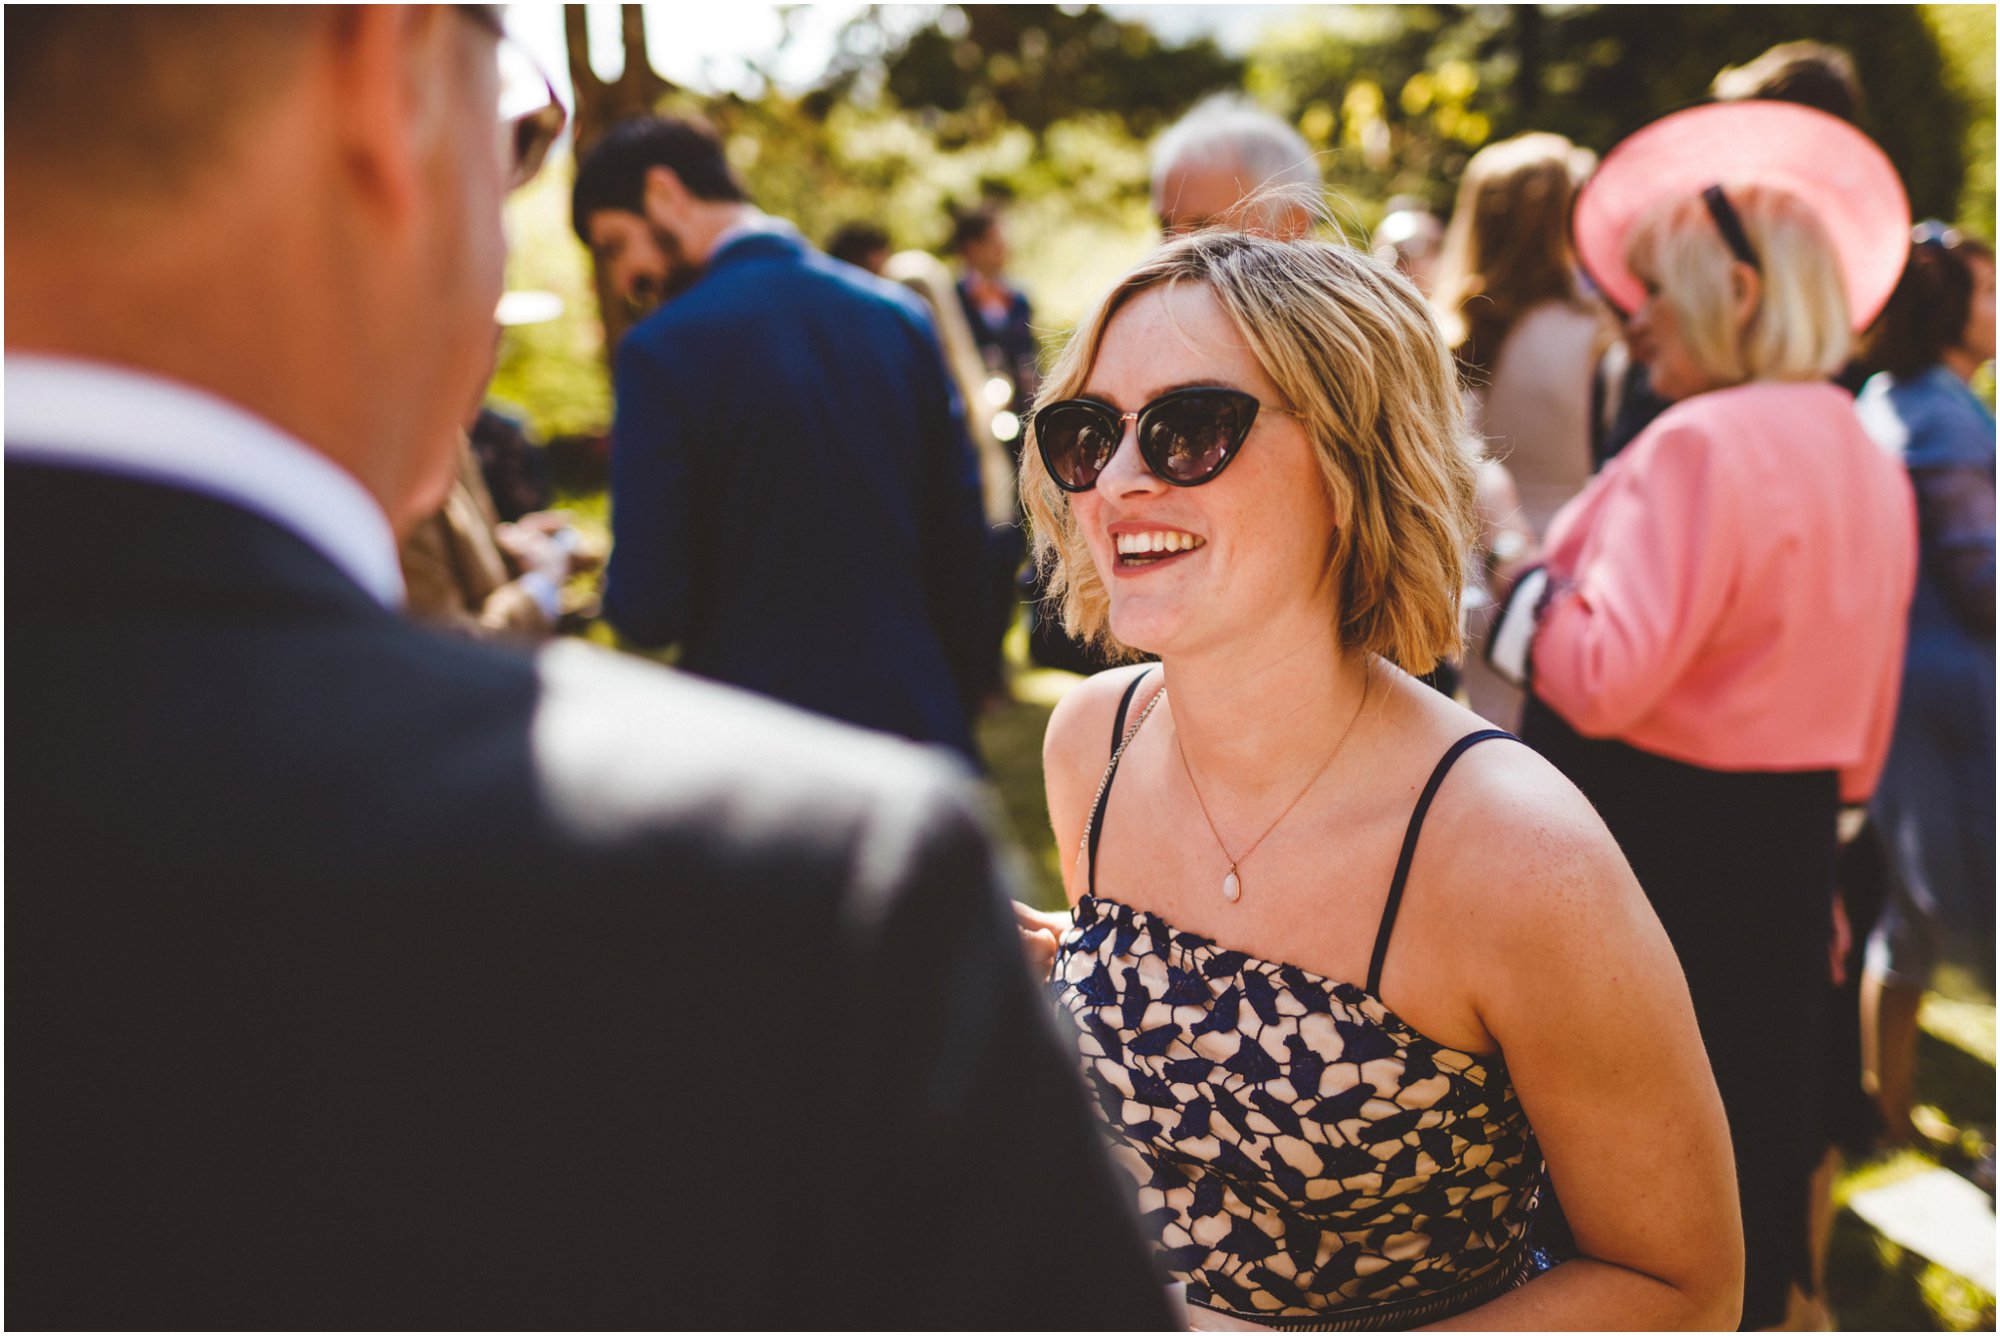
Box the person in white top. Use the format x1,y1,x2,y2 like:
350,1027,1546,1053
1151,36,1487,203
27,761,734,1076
1433,133,1618,728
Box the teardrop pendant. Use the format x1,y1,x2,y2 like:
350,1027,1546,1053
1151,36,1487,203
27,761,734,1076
1221,868,1241,902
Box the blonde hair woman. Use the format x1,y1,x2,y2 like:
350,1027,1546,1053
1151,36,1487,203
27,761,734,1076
1497,102,1918,1330
1013,231,1738,1329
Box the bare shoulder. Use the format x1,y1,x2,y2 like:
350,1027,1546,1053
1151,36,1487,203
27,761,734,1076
1043,663,1158,786
1043,663,1159,894
1406,726,1654,960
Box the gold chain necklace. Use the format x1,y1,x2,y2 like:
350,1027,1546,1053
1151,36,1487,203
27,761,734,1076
1173,664,1370,903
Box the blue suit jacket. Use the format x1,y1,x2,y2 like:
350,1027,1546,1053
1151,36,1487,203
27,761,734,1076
604,228,993,761
7,461,1172,1329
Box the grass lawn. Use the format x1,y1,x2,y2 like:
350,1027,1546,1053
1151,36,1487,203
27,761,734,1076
974,656,1996,1331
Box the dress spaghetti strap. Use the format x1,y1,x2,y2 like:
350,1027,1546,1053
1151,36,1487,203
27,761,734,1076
1366,729,1517,996
1085,670,1161,895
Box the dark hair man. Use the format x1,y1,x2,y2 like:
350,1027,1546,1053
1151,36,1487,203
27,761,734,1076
825,219,892,275
573,116,995,761
6,9,1169,1328
1711,39,1863,124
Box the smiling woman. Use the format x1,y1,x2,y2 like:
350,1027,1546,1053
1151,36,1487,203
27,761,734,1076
1011,231,1743,1330
1024,237,1472,674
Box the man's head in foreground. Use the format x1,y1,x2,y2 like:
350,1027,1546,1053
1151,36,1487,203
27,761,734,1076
571,114,752,317
1150,94,1322,240
5,5,536,533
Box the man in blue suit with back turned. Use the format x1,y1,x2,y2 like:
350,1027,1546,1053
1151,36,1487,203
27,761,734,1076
575,117,993,762
9,15,1169,1327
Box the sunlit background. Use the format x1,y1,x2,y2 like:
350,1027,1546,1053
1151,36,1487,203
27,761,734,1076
489,4,1995,450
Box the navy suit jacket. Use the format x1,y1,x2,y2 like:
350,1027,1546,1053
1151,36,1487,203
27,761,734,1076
7,460,1172,1330
604,228,994,761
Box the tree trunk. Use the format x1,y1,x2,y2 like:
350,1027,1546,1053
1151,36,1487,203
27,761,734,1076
565,2,674,355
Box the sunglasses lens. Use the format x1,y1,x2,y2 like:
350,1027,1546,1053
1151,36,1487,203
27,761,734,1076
1037,403,1121,490
497,35,567,191
1142,393,1255,483
508,102,564,189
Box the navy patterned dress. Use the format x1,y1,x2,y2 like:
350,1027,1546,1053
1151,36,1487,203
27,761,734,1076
1051,674,1552,1329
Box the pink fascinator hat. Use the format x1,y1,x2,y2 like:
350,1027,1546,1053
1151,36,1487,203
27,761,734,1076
1572,100,1910,331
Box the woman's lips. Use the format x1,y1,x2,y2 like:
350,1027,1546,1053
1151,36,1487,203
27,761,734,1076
1110,527,1205,574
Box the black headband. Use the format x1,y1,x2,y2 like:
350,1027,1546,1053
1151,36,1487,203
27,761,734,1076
1702,185,1761,271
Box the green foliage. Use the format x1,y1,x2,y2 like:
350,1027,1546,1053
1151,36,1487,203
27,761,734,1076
1249,5,1503,222
850,4,1243,138
503,2,1995,444
1244,5,1985,227
489,159,610,439
1923,3,1996,238
665,87,1160,335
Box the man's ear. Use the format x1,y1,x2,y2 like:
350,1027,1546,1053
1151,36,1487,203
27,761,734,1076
324,5,448,226
642,164,691,225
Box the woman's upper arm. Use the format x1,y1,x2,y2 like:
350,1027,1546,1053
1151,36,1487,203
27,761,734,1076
1531,421,1740,738
1458,763,1742,1324
1042,666,1151,905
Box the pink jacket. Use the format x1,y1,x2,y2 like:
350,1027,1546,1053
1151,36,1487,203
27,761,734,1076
1533,381,1917,803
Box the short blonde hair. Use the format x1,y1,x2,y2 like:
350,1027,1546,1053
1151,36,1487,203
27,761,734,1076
1627,184,1852,388
1020,232,1477,674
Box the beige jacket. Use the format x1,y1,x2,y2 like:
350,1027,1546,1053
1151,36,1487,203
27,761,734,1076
399,438,551,641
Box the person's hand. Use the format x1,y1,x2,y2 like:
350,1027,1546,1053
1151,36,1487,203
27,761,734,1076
1012,900,1070,982
496,521,575,583
511,509,571,536
513,510,606,572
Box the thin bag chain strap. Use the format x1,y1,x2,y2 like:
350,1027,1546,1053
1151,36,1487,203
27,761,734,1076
1075,680,1168,884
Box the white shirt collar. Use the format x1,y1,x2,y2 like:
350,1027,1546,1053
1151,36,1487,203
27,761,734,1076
708,210,796,261
5,353,405,608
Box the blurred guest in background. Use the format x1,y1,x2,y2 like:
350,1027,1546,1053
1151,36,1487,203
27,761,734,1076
1712,39,1864,122
951,201,1040,425
1437,132,1613,538
1370,194,1446,294
1150,93,1320,240
468,403,554,521
474,289,565,519
886,246,1029,706
825,218,892,276
885,249,1018,529
1855,223,1997,1149
399,432,590,642
402,303,592,642
1596,40,1868,466
573,115,994,762
1496,103,1917,1331
1435,132,1616,728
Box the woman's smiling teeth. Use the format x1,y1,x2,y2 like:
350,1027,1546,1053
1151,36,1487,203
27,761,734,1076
1114,530,1205,564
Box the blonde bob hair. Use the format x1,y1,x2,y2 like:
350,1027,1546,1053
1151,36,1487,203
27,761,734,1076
1626,183,1852,388
1020,231,1477,674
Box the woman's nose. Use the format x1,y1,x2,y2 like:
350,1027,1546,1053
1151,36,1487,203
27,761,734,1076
1097,414,1162,494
